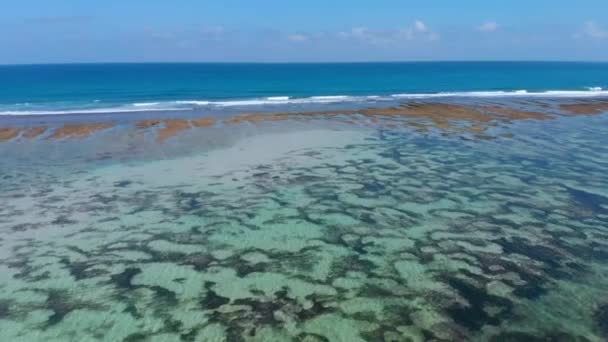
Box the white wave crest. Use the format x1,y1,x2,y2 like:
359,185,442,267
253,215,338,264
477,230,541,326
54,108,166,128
175,100,211,106
0,106,186,116
133,102,161,107
391,89,608,98
2,89,608,116
309,95,352,102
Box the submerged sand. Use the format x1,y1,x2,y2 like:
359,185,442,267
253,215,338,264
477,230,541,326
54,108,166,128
0,98,607,341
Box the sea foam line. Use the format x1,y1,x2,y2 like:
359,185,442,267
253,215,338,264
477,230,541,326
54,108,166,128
176,89,608,107
1,89,607,115
0,107,185,116
391,89,608,98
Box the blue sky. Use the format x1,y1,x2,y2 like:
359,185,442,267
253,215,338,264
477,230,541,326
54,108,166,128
1,0,608,64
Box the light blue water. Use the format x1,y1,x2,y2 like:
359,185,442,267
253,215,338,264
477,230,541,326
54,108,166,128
1,62,608,115
1,105,608,341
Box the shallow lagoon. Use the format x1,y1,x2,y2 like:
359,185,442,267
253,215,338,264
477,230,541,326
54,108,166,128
1,100,608,341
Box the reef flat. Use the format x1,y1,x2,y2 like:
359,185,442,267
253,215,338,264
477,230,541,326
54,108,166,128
0,99,606,144
0,98,607,341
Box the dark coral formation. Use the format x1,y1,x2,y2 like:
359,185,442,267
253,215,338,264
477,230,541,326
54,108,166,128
0,98,607,341
594,304,608,339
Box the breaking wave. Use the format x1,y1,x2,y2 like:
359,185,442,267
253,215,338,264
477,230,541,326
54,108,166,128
1,89,607,116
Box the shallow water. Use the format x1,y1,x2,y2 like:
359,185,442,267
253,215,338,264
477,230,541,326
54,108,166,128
1,104,608,341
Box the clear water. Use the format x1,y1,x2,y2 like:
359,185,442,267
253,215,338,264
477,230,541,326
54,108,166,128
1,98,608,341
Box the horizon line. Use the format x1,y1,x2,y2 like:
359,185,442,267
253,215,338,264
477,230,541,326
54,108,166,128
2,60,608,67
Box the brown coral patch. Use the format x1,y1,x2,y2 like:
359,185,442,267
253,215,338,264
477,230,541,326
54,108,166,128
357,103,546,124
156,120,192,142
136,120,163,129
22,126,47,139
49,123,113,140
481,106,548,120
0,128,22,142
560,101,608,115
190,118,215,127
223,103,548,133
224,114,283,125
360,103,494,123
136,118,216,142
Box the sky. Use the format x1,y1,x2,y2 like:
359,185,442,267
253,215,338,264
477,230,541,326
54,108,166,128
1,0,608,64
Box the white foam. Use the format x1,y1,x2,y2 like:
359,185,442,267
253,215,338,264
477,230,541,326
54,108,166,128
213,99,281,107
266,96,290,101
523,90,608,97
2,89,608,116
391,90,608,98
175,100,211,106
309,95,352,101
133,102,161,107
0,106,186,116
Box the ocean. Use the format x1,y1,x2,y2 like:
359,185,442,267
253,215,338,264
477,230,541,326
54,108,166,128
1,62,608,341
1,62,607,115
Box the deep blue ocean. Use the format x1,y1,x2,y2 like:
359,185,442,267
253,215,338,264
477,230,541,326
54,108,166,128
1,62,607,115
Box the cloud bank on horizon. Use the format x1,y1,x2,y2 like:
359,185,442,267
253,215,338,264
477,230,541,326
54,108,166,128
1,0,607,64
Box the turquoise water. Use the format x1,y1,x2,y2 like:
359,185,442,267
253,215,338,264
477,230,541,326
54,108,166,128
1,63,608,341
1,62,608,115
1,96,608,341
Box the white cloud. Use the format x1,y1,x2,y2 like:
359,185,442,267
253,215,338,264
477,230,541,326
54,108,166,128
576,21,608,39
338,27,385,44
287,34,309,42
350,27,374,40
338,20,439,44
477,22,498,32
414,20,428,32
